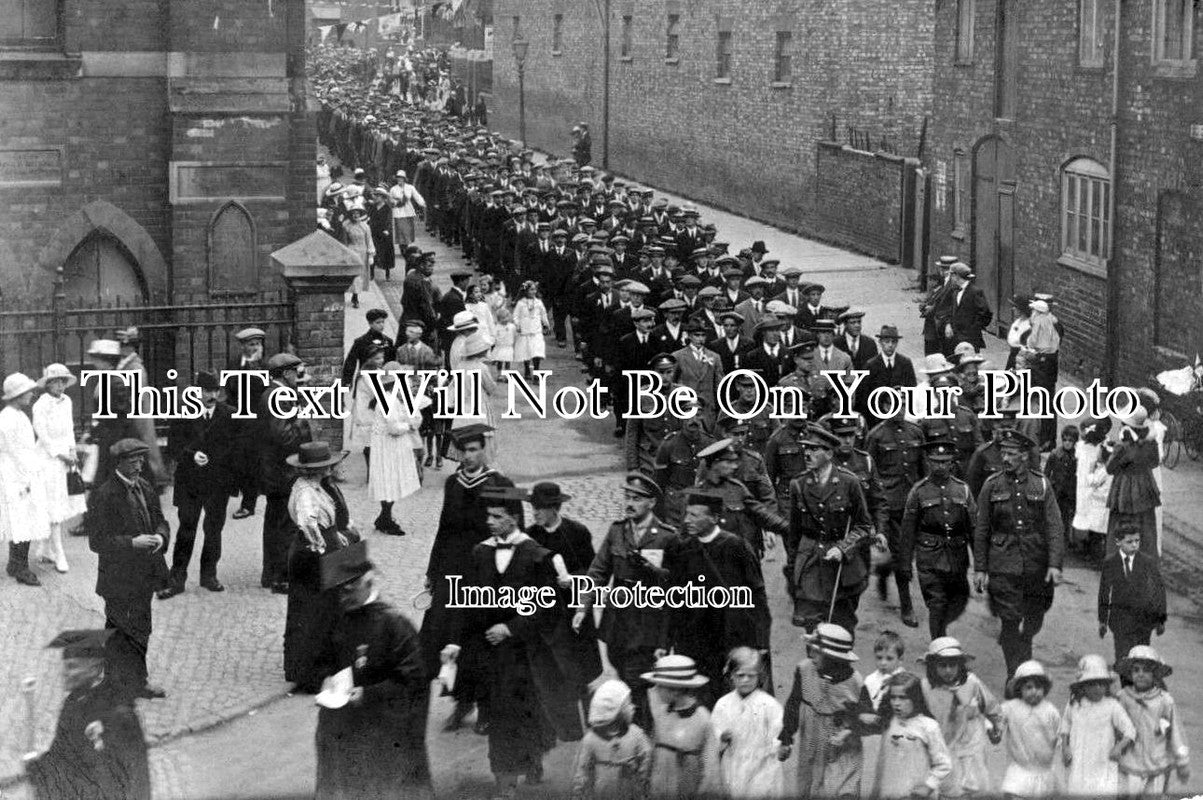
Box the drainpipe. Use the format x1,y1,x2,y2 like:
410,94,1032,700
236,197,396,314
1105,0,1122,384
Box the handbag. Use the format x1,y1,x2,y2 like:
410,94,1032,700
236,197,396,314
67,467,86,496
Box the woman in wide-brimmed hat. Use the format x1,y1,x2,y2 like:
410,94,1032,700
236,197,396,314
445,310,479,371
642,655,718,798
32,364,85,573
0,373,51,585
283,441,361,692
448,329,498,464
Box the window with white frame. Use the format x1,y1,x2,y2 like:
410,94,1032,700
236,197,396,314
956,0,975,63
1153,0,1195,62
1061,158,1111,268
953,149,968,236
1079,0,1105,66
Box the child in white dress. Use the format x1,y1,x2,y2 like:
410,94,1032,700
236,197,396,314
711,647,784,799
1059,654,1136,798
920,637,1002,798
872,672,953,799
1115,646,1191,797
997,660,1061,798
490,306,517,379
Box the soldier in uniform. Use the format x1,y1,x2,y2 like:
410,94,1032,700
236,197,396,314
899,440,977,639
785,424,873,632
972,430,1065,676
824,416,890,571
23,629,150,800
864,406,925,627
572,474,679,729
653,416,716,527
623,353,683,474
965,400,1042,498
715,373,777,456
692,439,788,557
724,421,778,515
764,417,812,531
918,373,983,479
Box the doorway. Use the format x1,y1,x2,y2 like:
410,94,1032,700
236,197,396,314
972,136,1016,334
62,231,147,305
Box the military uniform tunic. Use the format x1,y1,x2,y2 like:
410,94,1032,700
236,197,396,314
899,475,976,638
864,419,925,575
764,424,811,512
654,432,717,526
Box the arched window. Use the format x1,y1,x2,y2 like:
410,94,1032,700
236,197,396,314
207,202,257,296
1060,158,1111,270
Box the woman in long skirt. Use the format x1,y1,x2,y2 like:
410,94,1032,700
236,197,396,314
1105,407,1161,558
284,442,361,692
513,281,549,379
369,363,428,536
32,364,85,572
347,346,387,480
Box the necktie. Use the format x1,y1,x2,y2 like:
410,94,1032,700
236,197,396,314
638,335,646,345
1124,556,1132,577
130,482,152,534
885,359,893,370
823,349,830,366
602,296,609,309
850,338,858,357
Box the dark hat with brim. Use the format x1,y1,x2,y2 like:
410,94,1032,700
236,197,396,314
623,472,661,498
286,441,349,470
479,485,528,517
528,482,573,506
683,489,725,514
876,325,903,340
195,370,221,391
319,540,373,592
799,424,840,450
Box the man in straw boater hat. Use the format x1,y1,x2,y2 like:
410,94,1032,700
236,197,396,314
86,438,170,700
1,372,50,585
311,541,433,800
972,429,1065,677
785,423,873,634
22,629,150,800
441,484,584,798
225,327,269,520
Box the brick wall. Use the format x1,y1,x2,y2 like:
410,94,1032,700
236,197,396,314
490,0,936,248
926,0,1203,385
814,143,906,262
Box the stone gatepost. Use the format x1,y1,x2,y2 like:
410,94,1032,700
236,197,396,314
272,231,360,448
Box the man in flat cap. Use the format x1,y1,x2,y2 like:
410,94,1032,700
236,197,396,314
973,430,1064,676
313,544,433,800
833,308,877,370
258,353,313,594
161,371,235,598
224,327,270,520
786,424,873,633
935,263,993,356
921,256,959,355
672,318,725,429
401,255,440,345
86,438,170,699
24,629,150,800
575,474,680,729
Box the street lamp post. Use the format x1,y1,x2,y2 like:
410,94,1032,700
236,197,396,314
511,36,529,147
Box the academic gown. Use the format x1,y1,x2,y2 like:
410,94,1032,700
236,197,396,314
527,517,604,687
26,678,150,800
314,600,433,800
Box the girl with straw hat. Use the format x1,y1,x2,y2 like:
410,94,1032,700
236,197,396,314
642,654,719,798
998,660,1060,798
0,373,51,585
33,364,85,572
1059,654,1136,797
1115,646,1191,796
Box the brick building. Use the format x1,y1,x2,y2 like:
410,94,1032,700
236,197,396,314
926,0,1203,384
489,0,937,264
0,0,313,308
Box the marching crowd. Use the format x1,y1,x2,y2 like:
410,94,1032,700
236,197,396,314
0,40,1190,800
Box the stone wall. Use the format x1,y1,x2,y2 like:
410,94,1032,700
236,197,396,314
814,143,907,263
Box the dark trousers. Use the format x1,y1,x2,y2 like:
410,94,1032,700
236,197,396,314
608,646,657,731
792,593,861,635
261,491,293,586
875,511,915,612
104,593,152,694
551,301,569,343
171,490,229,585
918,567,970,638
989,572,1055,676
1112,626,1153,666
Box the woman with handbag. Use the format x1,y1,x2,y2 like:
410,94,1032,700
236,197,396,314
32,364,86,573
284,441,362,692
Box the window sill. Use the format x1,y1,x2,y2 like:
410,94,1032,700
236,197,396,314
1151,59,1197,79
1057,252,1108,279
0,50,81,80
619,55,632,62
951,227,966,241
954,58,975,67
664,57,679,65
713,77,731,85
770,81,792,89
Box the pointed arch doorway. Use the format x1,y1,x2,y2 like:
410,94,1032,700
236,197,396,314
61,230,148,305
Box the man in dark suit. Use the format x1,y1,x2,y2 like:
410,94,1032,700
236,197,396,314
160,371,235,599
935,263,993,354
834,309,878,370
713,311,753,373
613,308,662,435
650,298,688,353
921,256,958,355
544,230,578,347
401,255,440,344
87,438,170,699
341,309,396,387
223,327,269,520
437,271,473,358
859,325,918,425
795,282,832,331
581,265,622,377
258,354,313,593
741,317,791,386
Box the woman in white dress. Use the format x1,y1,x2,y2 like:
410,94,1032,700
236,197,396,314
0,373,51,586
347,346,387,482
449,332,499,464
369,362,429,536
446,310,480,371
513,280,550,378
32,364,85,573
1073,420,1113,562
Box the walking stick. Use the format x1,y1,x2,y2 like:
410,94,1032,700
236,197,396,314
22,676,36,756
826,517,852,625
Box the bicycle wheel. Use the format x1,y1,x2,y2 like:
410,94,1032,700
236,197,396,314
1161,410,1182,469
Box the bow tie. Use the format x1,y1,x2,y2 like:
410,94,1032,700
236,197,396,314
493,542,516,550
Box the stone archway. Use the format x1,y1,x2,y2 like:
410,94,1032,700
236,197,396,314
38,200,169,302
